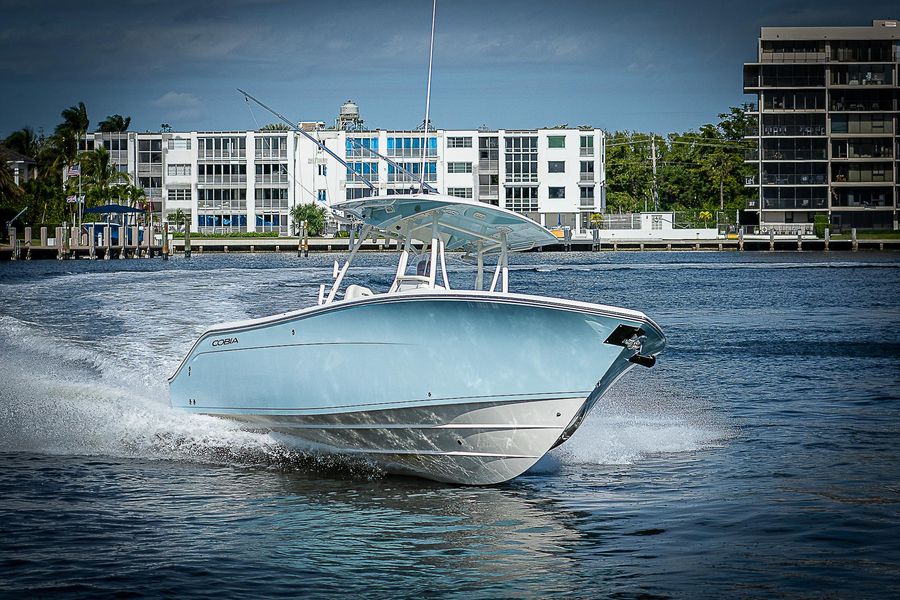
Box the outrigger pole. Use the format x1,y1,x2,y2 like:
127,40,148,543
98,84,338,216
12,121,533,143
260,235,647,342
237,88,376,191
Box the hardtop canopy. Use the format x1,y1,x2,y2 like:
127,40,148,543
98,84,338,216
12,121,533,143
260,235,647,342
331,194,558,255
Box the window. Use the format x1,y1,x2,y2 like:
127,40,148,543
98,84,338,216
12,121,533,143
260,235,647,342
580,186,595,200
346,187,376,200
167,188,191,202
388,162,437,183
198,163,247,184
447,136,473,148
547,135,566,148
548,186,566,199
255,188,288,209
197,213,247,233
255,163,287,183
580,135,594,156
347,162,378,182
386,136,437,158
167,164,191,176
317,189,327,202
255,136,286,159
346,136,378,158
168,138,191,151
504,136,538,183
447,187,473,198
580,161,594,181
138,139,162,164
198,188,246,210
317,164,327,176
447,162,473,173
197,136,246,159
548,161,565,173
505,186,538,212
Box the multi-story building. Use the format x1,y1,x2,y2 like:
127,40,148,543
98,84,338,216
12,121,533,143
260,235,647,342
743,19,899,232
79,116,606,236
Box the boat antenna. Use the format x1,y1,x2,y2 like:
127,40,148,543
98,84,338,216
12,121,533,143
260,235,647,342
237,88,375,191
419,0,437,193
347,137,437,193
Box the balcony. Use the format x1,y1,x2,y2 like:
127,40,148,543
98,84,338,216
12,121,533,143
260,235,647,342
759,51,828,64
197,175,247,185
255,150,287,160
198,151,246,161
386,149,437,159
579,147,594,157
255,173,288,185
762,197,827,210
579,199,596,210
478,159,499,171
762,174,827,185
478,185,499,197
762,125,826,137
579,172,595,183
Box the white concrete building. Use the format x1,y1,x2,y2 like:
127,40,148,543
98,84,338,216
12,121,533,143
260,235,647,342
81,122,606,236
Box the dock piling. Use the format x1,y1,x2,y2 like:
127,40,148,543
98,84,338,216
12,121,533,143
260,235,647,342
769,230,775,251
797,233,803,252
184,226,191,258
824,228,830,252
851,228,858,252
24,226,31,260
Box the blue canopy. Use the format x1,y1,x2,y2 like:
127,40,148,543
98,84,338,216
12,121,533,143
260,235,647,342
332,194,558,255
83,204,144,215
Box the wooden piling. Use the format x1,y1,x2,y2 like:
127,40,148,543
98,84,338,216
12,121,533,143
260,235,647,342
8,227,17,260
769,230,775,251
103,227,111,260
738,228,744,251
89,225,96,259
851,228,858,252
24,226,31,260
797,233,802,251
162,222,169,261
40,227,47,247
824,228,830,252
184,226,191,258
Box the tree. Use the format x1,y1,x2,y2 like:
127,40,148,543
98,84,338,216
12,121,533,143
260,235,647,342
290,203,326,236
3,127,40,158
79,146,130,207
0,148,23,208
97,114,131,133
260,123,291,131
57,102,89,140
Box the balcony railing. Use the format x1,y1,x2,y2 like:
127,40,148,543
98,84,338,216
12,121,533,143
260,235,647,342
762,174,827,185
762,150,827,160
579,148,594,157
255,150,287,160
762,197,827,210
579,172,595,182
198,151,246,160
759,52,828,63
386,149,438,159
197,175,247,185
478,159,499,171
478,185,499,197
579,199,596,209
762,126,826,136
255,174,288,184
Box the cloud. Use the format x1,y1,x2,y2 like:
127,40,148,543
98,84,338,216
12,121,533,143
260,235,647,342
150,91,204,121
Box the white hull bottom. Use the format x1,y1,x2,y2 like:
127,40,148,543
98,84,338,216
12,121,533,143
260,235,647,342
218,396,588,485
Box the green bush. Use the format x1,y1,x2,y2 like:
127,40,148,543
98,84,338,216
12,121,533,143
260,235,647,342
171,231,280,239
813,214,829,238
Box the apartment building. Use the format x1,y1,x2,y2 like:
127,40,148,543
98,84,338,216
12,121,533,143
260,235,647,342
743,19,900,231
80,120,606,236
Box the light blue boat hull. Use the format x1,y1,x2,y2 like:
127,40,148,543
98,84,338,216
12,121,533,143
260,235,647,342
169,292,664,484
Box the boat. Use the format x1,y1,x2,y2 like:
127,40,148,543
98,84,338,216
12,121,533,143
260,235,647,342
168,194,665,484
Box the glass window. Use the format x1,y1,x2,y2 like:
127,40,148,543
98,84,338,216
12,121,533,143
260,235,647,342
447,137,473,148
548,186,566,199
447,187,473,198
547,135,566,148
548,161,565,173
447,162,473,173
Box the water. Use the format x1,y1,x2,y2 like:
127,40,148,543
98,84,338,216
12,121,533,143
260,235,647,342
1,251,899,598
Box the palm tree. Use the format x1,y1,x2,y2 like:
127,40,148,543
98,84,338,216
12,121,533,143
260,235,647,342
58,102,89,139
3,127,41,158
97,114,131,133
79,146,130,207
0,148,24,207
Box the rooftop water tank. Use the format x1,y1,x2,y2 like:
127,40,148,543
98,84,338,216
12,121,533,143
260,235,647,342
340,100,359,119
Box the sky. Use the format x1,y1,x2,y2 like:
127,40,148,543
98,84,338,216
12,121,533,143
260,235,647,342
0,0,896,137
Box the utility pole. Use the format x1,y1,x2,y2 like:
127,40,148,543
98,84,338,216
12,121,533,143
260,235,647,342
650,136,659,212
